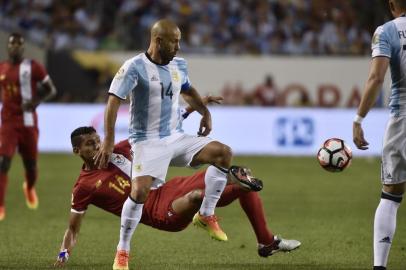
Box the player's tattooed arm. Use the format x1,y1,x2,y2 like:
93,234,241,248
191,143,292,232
184,95,223,114
181,86,212,136
181,86,207,113
94,95,121,168
54,212,84,267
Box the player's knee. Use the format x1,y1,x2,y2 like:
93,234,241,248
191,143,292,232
222,144,233,160
130,186,151,203
381,183,404,205
23,159,37,172
130,176,153,202
187,189,203,205
383,183,405,197
0,156,11,173
213,143,233,166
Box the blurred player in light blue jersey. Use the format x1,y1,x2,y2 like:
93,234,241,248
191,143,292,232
94,19,233,270
353,1,406,269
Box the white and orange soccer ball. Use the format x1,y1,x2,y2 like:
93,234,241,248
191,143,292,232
317,138,352,172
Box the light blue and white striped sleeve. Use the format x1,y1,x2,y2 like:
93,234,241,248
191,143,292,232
108,59,138,99
371,25,391,58
176,58,192,92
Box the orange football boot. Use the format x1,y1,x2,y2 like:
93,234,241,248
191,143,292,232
23,182,38,209
192,212,228,241
0,206,5,221
113,250,129,270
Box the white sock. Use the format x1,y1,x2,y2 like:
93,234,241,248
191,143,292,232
117,198,144,251
199,166,227,216
373,192,402,267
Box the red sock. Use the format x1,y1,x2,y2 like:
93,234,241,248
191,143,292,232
25,169,37,190
216,185,274,245
0,173,8,206
238,191,274,245
216,185,245,207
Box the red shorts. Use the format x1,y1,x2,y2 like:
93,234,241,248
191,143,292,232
141,180,196,232
0,124,39,160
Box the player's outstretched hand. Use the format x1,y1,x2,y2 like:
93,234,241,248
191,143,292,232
94,140,114,169
54,249,69,267
198,110,212,136
203,95,223,105
353,122,369,150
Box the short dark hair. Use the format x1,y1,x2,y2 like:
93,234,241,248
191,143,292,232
71,126,96,147
394,0,406,9
8,32,24,41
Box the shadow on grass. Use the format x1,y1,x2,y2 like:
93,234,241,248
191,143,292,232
0,262,367,270
185,263,365,270
142,262,366,270
0,263,108,270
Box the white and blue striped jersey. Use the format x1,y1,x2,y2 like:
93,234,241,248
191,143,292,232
372,15,406,116
108,53,192,142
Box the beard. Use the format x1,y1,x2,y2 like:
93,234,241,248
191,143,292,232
159,46,175,64
9,50,23,60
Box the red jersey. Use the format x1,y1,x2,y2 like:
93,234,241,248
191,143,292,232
71,140,132,216
71,140,207,230
0,59,48,126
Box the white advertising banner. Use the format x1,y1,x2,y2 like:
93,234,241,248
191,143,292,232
108,53,390,108
36,104,387,156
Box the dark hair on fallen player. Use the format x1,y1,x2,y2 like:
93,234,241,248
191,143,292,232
394,0,406,9
8,32,24,41
71,126,96,147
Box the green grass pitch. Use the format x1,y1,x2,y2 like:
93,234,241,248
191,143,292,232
0,154,405,270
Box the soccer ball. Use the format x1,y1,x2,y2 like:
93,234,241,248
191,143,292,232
317,138,352,172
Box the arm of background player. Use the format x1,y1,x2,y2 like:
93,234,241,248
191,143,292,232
39,77,57,102
181,86,212,136
22,77,57,111
23,60,57,111
353,56,389,150
94,94,121,168
54,212,84,267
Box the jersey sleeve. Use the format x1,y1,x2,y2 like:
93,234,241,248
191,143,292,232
114,140,132,160
176,58,192,92
108,59,138,100
71,184,93,214
371,25,391,58
31,59,49,83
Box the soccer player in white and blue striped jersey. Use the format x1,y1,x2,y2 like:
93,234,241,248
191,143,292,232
94,19,233,270
353,1,406,269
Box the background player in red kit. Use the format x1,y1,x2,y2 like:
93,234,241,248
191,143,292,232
0,33,57,220
54,126,301,267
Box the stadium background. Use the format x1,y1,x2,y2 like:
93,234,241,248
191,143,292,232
0,1,405,270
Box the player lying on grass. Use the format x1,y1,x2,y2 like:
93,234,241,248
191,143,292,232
54,127,300,267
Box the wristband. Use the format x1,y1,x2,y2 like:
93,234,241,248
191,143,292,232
353,115,364,124
57,249,70,261
180,108,190,119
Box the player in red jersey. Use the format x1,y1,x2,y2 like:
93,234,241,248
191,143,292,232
54,126,300,267
0,33,57,220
